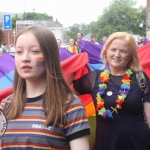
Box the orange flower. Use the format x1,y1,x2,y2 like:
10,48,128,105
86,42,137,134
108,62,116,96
116,104,122,109
122,79,131,85
96,103,104,110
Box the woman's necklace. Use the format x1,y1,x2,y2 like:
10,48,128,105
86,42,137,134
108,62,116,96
96,68,133,118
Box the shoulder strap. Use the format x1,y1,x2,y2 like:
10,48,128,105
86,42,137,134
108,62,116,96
135,71,146,94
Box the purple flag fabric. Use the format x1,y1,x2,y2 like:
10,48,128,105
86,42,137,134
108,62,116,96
0,53,15,78
143,38,150,45
0,53,15,90
79,40,103,64
99,40,105,47
59,47,74,62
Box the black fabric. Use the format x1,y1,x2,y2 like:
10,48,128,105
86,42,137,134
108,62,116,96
66,129,90,142
27,95,42,103
73,69,150,150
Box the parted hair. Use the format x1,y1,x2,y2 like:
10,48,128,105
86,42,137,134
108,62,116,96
101,32,142,71
5,25,74,126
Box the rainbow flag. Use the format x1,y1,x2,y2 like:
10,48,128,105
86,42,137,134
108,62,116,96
0,53,15,101
36,57,45,67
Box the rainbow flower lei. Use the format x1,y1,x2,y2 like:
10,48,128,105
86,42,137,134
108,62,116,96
96,68,133,118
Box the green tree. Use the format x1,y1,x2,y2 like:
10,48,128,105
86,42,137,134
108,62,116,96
12,14,23,29
66,24,81,40
66,23,91,40
25,12,48,20
136,6,146,36
55,18,60,24
90,0,146,41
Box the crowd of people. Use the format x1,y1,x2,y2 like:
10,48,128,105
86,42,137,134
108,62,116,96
0,25,150,150
57,32,150,55
0,43,15,56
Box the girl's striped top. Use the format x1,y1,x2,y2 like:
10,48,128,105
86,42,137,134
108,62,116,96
0,95,90,150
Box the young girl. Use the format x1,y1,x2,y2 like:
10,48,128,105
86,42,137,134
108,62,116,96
0,25,90,150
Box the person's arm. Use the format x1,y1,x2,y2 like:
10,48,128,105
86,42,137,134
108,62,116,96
70,135,90,150
64,72,79,95
142,72,150,129
144,102,150,129
64,97,90,149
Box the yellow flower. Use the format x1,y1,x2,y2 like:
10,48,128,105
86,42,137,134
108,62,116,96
96,94,104,104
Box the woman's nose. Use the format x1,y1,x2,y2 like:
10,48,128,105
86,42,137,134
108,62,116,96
115,50,121,57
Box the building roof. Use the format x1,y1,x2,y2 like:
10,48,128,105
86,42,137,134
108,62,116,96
33,20,63,28
83,33,91,40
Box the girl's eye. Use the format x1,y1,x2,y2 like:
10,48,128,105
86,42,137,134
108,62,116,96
32,50,39,53
16,51,23,54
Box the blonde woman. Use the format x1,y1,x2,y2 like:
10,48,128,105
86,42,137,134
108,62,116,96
71,32,150,150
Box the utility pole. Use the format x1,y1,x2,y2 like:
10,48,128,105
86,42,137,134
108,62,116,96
23,0,26,20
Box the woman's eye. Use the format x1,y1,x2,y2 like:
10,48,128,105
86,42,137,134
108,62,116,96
121,50,126,53
111,49,116,52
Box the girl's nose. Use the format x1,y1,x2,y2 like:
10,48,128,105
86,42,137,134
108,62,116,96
22,52,30,63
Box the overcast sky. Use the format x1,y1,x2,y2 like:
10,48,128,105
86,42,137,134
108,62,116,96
0,0,146,27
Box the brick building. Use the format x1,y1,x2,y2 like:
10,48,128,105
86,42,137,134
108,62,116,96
2,30,15,46
146,0,150,39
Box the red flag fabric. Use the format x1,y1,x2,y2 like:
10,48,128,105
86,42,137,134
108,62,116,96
0,52,96,117
138,43,150,78
61,52,95,117
0,87,13,101
61,52,89,76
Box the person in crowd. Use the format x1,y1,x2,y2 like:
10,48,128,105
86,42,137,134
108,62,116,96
135,40,140,49
0,50,2,56
57,39,61,48
99,36,107,47
71,32,150,150
76,32,83,41
1,43,7,54
90,35,99,44
9,46,16,57
0,25,90,150
75,32,83,51
67,38,79,54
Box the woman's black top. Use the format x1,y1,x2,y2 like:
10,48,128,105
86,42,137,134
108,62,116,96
73,70,150,150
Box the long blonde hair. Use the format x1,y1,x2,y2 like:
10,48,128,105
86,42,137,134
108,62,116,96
5,25,74,125
101,32,142,71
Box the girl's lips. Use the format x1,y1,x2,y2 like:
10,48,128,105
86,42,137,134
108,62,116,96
22,67,32,72
22,65,32,69
21,66,32,72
